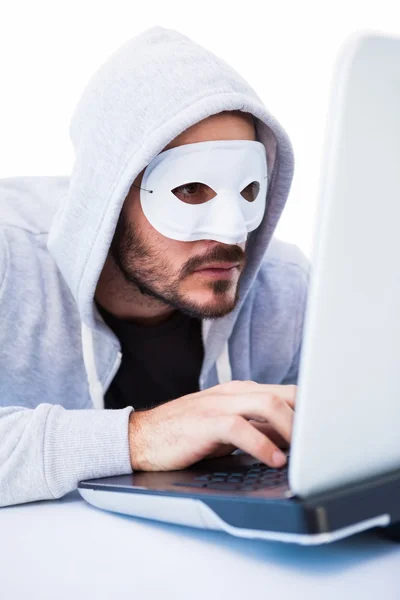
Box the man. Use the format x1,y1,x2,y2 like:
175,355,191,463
0,26,310,507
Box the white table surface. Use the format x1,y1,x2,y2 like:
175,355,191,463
1,489,400,599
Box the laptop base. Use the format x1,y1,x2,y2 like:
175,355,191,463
78,453,400,545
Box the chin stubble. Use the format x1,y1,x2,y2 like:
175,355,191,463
109,209,244,319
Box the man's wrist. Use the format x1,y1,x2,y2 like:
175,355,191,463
128,410,137,470
128,409,147,471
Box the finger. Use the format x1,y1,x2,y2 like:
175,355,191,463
197,382,297,410
220,381,297,410
216,415,287,468
223,392,295,445
249,421,289,449
253,384,297,409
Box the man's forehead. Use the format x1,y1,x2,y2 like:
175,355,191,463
161,111,256,153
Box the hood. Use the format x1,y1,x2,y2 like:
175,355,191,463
46,25,295,406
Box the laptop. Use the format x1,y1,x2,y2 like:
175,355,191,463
78,30,400,545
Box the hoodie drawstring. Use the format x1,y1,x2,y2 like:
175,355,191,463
202,319,232,384
81,321,104,409
215,341,232,384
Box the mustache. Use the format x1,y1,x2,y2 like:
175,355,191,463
183,244,246,276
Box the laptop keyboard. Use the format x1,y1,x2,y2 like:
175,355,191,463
173,454,290,492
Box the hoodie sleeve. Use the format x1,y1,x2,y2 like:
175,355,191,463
279,258,311,386
0,227,135,507
0,404,134,507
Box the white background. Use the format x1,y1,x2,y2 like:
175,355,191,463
1,0,400,257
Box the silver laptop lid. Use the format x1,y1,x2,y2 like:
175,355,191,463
289,31,400,497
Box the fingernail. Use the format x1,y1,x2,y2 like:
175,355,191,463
272,450,287,467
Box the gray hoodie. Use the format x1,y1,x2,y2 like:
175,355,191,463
0,26,311,507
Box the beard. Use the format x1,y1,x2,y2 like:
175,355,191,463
108,209,246,320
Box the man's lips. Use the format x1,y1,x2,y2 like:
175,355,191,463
194,262,240,271
192,263,240,279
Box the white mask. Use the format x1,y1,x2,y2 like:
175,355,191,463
138,139,268,245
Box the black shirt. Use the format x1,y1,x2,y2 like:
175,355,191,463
95,301,204,410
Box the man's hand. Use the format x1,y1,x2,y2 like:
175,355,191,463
128,381,297,471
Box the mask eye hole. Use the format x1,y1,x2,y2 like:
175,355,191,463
171,182,216,205
240,181,260,202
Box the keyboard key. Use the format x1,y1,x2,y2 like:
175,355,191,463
172,461,290,494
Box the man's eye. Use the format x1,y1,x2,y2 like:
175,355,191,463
240,181,260,202
171,182,216,205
